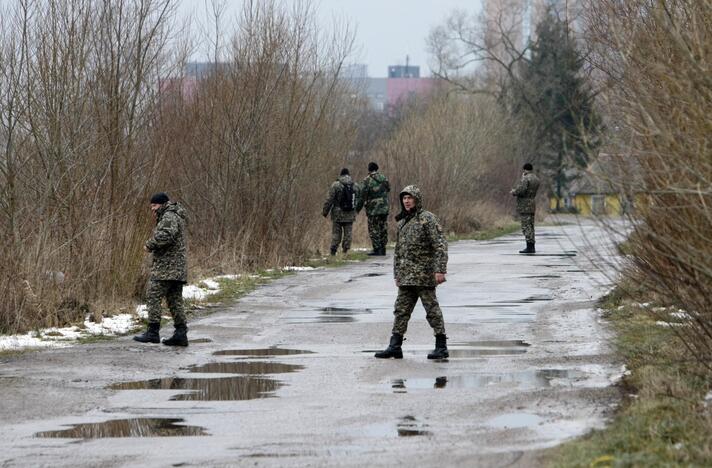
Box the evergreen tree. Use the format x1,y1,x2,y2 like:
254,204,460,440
511,9,601,209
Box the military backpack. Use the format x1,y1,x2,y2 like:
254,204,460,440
339,182,355,211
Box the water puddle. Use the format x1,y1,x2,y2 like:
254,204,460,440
110,376,281,400
189,338,213,344
287,307,372,324
357,416,431,438
213,348,314,357
447,340,530,357
187,361,303,374
35,418,208,438
390,369,583,393
494,295,553,304
487,413,543,429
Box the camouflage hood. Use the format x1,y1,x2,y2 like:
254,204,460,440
338,174,354,186
395,185,423,221
157,201,188,225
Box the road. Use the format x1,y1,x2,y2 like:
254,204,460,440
0,219,622,467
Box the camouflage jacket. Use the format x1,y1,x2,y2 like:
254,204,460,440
511,170,540,214
146,202,188,283
394,185,448,287
356,171,390,217
322,175,358,223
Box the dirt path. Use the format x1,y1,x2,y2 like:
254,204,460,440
0,219,622,467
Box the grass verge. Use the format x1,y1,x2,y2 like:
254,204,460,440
547,289,712,467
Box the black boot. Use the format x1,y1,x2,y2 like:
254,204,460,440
162,325,188,347
427,334,449,359
374,333,403,359
330,247,337,256
133,322,160,344
378,247,386,256
519,242,535,254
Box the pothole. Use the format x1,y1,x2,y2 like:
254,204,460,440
213,348,314,357
35,418,208,438
187,361,303,374
389,369,584,393
109,376,281,400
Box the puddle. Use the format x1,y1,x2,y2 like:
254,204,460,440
487,413,543,429
446,340,530,357
35,418,208,438
187,361,303,374
494,295,553,304
397,416,431,437
189,338,213,344
390,369,583,393
287,316,356,324
213,348,314,357
110,376,281,400
357,417,431,438
287,307,372,324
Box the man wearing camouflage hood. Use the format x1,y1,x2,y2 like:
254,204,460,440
322,168,358,256
375,185,449,360
356,162,390,256
134,192,189,347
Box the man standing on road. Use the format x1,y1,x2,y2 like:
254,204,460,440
375,185,449,360
134,192,190,347
322,168,358,256
356,162,390,256
511,163,541,254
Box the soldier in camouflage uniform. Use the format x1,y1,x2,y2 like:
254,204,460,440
511,163,541,254
375,185,449,360
134,192,189,347
322,168,358,255
356,162,390,256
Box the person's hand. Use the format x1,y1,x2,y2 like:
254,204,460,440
435,273,446,285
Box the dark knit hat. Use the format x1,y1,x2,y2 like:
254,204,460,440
149,192,170,204
368,162,379,172
340,168,350,176
523,163,533,171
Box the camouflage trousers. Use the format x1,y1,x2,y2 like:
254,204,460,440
367,214,388,252
146,279,186,326
392,286,446,336
331,221,353,253
519,213,535,243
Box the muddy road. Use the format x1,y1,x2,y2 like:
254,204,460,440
0,220,622,467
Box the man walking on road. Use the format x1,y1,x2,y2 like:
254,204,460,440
375,185,449,360
357,162,390,256
511,163,541,254
134,192,190,346
323,168,358,256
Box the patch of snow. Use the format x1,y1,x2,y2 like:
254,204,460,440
213,274,240,280
669,311,691,320
82,313,136,335
282,266,316,272
704,391,712,408
182,285,212,301
0,333,70,351
201,279,221,290
136,304,148,319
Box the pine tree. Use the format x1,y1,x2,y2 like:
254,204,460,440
511,9,601,209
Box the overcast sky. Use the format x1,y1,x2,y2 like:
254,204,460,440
179,0,483,77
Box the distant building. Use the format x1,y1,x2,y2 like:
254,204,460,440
388,64,420,78
341,62,436,112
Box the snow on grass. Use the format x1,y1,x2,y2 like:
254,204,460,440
282,266,316,271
